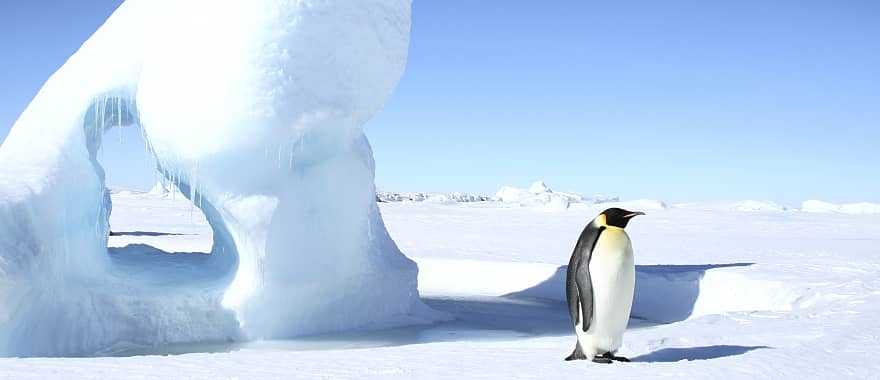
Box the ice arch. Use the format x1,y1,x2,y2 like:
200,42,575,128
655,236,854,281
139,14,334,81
0,0,424,356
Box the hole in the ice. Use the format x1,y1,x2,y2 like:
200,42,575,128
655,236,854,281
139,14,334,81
96,126,215,256
82,95,232,287
104,185,215,257
101,142,230,287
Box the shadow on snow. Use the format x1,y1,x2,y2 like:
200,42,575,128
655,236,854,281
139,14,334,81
506,263,755,324
107,244,231,288
105,238,757,358
632,345,771,362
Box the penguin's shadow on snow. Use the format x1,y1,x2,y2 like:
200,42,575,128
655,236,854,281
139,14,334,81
505,263,755,324
331,262,758,348
631,345,771,362
397,262,757,345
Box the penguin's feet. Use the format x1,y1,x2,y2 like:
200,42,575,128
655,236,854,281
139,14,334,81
565,344,588,361
600,352,631,362
591,356,613,364
564,350,587,361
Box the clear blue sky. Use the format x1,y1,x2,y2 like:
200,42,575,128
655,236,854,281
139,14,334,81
1,1,877,204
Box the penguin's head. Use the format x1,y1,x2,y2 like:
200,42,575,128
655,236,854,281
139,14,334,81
597,208,645,229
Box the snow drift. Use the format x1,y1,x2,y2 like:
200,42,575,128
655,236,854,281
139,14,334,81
0,0,424,356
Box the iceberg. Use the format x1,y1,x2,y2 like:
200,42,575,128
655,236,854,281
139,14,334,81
494,181,575,210
0,0,424,356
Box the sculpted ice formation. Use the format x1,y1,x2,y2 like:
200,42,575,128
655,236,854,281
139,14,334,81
0,0,424,356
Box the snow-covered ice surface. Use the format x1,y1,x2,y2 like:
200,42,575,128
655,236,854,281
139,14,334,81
1,193,878,378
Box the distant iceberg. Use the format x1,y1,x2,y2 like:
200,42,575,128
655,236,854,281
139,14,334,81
493,181,620,211
495,181,572,210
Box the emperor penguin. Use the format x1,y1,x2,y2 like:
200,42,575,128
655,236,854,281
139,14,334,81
565,208,644,363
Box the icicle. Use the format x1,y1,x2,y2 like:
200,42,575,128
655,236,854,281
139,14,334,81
97,96,104,135
288,139,294,169
277,143,283,169
117,96,123,144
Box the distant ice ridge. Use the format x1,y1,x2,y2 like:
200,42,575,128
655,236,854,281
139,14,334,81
676,200,789,213
732,200,788,212
801,200,880,215
376,181,633,210
603,199,668,211
494,181,619,211
0,0,426,356
377,191,492,203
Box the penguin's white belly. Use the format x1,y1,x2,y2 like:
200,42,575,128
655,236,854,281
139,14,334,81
575,228,635,356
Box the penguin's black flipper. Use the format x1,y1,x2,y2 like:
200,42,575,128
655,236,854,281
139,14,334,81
574,263,594,332
564,343,587,361
566,224,604,331
566,253,583,326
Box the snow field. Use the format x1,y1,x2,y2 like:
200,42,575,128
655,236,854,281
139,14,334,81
0,193,877,377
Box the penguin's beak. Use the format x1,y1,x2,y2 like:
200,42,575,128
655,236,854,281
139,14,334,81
624,211,645,219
